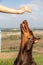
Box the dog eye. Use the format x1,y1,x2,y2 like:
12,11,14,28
28,38,31,39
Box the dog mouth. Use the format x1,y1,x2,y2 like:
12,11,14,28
20,22,27,32
23,23,26,31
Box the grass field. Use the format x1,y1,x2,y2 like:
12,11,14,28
1,30,43,52
0,29,43,65
0,52,43,65
0,58,15,65
33,52,43,65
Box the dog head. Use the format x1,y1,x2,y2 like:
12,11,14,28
20,20,40,50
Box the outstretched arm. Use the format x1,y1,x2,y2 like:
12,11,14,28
0,5,32,14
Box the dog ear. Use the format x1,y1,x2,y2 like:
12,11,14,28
34,37,41,43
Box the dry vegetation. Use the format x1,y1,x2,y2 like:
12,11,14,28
0,29,43,65
0,29,43,59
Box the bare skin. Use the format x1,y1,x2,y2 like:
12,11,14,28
0,5,32,14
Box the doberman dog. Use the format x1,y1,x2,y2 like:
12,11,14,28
13,20,40,65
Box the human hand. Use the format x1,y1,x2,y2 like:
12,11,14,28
21,6,32,13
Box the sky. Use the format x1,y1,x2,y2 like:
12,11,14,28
0,0,43,29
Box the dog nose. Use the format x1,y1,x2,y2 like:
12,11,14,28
23,20,27,24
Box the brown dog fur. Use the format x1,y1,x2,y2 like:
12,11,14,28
13,20,40,65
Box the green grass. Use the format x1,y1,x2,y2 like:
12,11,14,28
0,58,15,65
33,52,43,65
0,53,43,65
1,49,19,52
